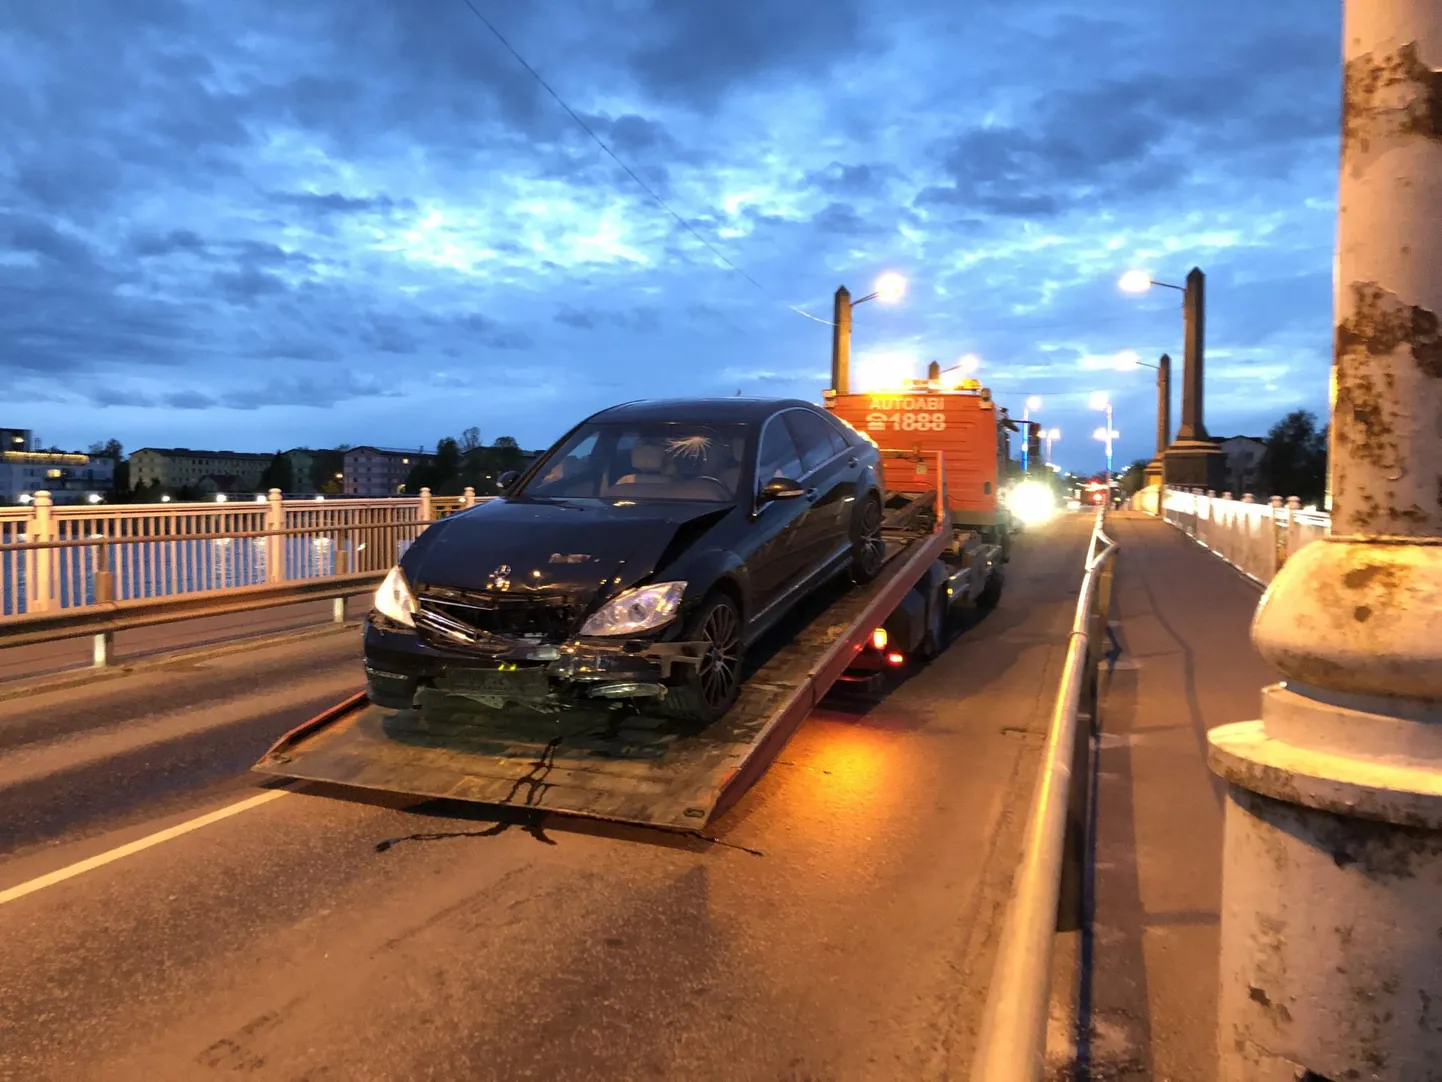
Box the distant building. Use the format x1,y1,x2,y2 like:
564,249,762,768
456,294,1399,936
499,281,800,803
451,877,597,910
1,427,33,453
343,446,432,497
1216,436,1268,497
130,447,272,492
284,449,317,493
0,450,115,504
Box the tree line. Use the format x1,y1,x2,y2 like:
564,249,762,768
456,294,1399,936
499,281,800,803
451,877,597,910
1114,408,1329,503
402,428,528,497
78,432,527,503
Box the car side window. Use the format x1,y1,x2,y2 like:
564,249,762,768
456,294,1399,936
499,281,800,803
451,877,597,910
756,416,804,489
785,409,844,474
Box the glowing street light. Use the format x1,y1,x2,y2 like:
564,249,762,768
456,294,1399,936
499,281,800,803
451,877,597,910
1091,392,1117,485
1021,396,1043,471
1045,427,1060,465
832,271,909,394
872,271,907,304
1118,269,1155,294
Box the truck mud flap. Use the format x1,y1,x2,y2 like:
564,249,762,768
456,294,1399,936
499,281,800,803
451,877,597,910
253,526,948,831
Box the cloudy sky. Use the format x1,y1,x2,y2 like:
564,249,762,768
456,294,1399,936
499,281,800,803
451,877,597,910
2,0,1340,470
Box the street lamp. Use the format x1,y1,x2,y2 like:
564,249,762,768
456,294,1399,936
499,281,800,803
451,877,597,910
1020,395,1042,471
1119,266,1215,485
1045,428,1060,466
1114,350,1173,484
1090,392,1117,486
831,272,908,394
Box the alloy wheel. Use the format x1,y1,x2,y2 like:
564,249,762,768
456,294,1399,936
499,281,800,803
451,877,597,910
698,602,742,708
858,499,885,575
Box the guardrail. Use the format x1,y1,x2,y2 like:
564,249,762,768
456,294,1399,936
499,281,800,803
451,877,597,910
0,488,492,667
1154,487,1329,586
0,487,484,619
968,506,1118,1082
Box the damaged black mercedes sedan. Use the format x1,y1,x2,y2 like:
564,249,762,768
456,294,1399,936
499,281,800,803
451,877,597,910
363,397,886,723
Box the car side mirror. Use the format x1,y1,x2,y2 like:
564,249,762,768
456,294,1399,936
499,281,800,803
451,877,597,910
760,477,806,502
497,470,519,491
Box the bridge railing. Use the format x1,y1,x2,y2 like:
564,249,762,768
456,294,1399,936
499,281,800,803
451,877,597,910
0,487,488,626
1145,487,1331,587
969,506,1119,1082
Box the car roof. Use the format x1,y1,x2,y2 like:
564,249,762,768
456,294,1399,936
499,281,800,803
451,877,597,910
586,397,822,425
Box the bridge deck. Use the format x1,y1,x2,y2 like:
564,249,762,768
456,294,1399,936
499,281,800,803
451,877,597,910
1046,511,1282,1081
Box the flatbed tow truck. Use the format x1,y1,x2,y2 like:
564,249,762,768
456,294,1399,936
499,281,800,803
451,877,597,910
254,373,1014,833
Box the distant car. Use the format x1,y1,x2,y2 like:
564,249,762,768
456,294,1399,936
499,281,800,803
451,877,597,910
363,398,886,723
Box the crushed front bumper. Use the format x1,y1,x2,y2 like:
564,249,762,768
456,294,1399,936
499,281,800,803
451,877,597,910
362,622,707,711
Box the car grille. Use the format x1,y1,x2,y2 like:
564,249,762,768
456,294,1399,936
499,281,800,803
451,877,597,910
414,587,583,645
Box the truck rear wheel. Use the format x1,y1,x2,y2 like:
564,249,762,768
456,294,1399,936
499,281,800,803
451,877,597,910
656,593,744,724
916,580,948,660
979,567,1004,609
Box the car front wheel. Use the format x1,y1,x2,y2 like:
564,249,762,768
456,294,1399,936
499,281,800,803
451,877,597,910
656,593,744,724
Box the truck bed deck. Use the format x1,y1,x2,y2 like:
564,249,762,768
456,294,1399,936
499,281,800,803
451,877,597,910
253,505,949,831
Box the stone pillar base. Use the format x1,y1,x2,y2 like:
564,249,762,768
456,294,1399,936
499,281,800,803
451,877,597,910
1163,439,1226,490
1210,685,1442,1081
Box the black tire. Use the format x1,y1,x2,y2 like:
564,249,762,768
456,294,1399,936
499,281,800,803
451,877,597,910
656,593,744,724
979,567,1004,609
849,493,886,584
916,581,948,660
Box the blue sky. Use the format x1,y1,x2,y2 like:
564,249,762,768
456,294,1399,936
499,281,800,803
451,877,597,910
1,0,1339,471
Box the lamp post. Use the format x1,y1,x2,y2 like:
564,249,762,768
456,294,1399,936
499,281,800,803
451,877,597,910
1089,391,1116,488
1208,4,1442,1079
1113,350,1173,488
1119,267,1223,489
830,272,907,394
1044,428,1060,467
1020,396,1042,471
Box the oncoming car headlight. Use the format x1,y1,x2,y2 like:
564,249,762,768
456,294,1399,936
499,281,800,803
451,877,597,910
374,565,417,628
1008,481,1057,527
581,581,686,637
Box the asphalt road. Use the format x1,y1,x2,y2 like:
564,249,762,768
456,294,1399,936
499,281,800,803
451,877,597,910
0,513,1093,1082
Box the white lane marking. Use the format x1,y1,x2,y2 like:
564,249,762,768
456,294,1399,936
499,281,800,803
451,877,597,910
0,788,292,907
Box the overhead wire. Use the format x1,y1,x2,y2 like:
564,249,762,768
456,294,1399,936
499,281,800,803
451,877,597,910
454,1,1184,345
455,0,836,327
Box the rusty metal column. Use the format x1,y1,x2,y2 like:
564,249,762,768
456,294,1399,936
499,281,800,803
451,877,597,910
1209,4,1442,1080
830,285,852,394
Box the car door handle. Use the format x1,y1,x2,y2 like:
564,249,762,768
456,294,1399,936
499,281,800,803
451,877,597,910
848,458,859,468
805,487,818,501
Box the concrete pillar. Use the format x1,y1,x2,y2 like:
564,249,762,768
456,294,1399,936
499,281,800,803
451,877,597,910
1209,4,1442,1080
831,286,852,394
1156,352,1172,454
1144,353,1172,492
1164,274,1227,490
1177,268,1208,441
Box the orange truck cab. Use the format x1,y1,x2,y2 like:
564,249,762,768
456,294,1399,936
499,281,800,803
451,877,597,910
823,369,1016,557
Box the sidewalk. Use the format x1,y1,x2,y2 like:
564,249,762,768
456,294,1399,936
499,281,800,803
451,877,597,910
1047,511,1283,1081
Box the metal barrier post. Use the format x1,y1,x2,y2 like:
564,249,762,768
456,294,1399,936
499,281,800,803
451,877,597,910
92,533,115,667
265,488,285,584
29,491,54,614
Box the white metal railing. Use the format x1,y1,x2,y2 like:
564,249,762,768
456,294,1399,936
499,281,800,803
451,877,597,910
1133,487,1330,587
0,487,484,619
968,506,1119,1082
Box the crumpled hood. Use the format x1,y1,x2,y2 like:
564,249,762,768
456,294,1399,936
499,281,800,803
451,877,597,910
401,497,727,605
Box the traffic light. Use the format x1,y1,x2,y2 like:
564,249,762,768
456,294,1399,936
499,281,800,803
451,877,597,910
1026,422,1042,471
